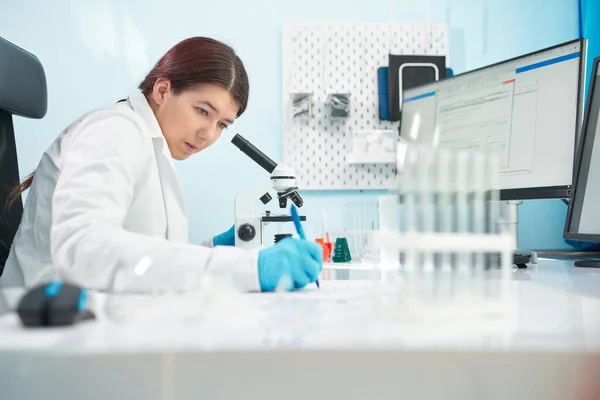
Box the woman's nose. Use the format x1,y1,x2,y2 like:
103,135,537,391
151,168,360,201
197,123,217,140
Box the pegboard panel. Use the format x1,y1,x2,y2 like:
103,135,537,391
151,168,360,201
282,22,449,190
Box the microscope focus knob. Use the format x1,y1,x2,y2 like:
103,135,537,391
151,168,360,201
237,223,256,242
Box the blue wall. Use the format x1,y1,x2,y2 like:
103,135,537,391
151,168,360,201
581,0,600,96
1,0,580,249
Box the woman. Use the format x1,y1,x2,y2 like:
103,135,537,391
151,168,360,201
2,37,322,292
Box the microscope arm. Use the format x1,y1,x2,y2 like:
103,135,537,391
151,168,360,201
234,181,273,219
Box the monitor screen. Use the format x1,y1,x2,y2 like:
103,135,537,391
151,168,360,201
399,39,586,200
564,58,600,241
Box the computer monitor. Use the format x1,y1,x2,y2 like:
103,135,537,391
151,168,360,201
399,39,587,200
564,56,600,257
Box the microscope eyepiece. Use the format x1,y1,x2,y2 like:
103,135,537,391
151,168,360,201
231,134,277,173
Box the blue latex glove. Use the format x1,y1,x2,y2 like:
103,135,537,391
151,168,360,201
213,225,235,246
258,237,323,292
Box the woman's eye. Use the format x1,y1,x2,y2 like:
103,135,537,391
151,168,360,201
197,108,208,115
218,122,228,130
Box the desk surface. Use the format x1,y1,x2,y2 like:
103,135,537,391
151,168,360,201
2,257,600,352
4,258,600,400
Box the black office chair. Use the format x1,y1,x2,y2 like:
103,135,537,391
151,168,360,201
0,36,47,277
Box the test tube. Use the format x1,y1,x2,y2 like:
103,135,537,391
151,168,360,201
437,149,452,299
472,152,486,281
488,155,511,289
438,149,451,265
403,147,418,280
419,148,434,272
455,150,471,287
488,154,501,234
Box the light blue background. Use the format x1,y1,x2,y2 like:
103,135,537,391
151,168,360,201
1,0,580,249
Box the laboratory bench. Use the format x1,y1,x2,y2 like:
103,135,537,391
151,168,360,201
2,257,600,399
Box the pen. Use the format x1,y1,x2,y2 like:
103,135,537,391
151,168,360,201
290,204,320,288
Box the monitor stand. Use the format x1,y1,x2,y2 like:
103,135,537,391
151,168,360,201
513,249,537,269
574,260,600,268
501,200,538,269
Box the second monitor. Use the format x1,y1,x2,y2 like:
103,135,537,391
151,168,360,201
399,39,587,200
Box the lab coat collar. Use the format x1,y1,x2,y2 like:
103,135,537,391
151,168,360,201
127,90,165,139
127,89,177,164
126,90,188,242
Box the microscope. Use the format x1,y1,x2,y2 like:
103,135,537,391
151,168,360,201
231,134,306,250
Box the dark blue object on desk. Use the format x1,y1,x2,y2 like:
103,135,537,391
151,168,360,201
17,281,95,327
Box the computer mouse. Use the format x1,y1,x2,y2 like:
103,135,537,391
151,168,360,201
16,281,95,327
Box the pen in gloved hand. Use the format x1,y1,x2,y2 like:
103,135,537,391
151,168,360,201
290,205,320,288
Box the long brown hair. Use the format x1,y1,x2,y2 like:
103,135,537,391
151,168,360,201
7,37,249,208
6,172,34,209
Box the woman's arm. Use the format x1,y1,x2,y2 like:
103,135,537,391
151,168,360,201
50,111,259,292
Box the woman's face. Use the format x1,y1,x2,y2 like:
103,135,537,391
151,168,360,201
150,79,240,160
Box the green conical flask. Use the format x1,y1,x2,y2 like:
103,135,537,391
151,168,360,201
332,237,351,263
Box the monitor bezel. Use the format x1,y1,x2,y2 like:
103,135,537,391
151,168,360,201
563,56,600,242
400,38,587,201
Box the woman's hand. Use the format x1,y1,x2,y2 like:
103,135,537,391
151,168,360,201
258,237,323,291
212,225,235,246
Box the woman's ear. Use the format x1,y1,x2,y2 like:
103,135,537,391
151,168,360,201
151,78,172,106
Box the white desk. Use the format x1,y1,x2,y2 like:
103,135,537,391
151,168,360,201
2,258,600,399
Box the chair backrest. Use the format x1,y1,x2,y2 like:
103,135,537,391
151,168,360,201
0,110,23,272
0,36,47,276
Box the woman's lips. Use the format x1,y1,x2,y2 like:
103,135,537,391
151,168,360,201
184,142,198,153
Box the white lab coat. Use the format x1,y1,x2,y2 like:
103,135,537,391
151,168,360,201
2,90,260,292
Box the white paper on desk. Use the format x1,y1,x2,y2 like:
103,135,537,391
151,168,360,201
253,280,403,301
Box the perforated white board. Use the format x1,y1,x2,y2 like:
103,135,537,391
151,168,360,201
282,22,449,190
